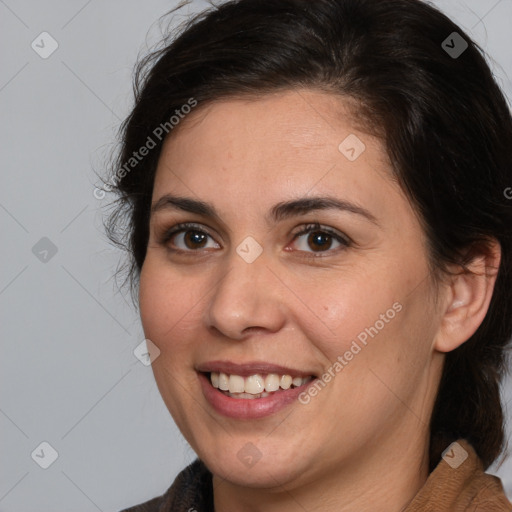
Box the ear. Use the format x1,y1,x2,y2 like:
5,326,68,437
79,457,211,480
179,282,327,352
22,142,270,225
434,239,501,353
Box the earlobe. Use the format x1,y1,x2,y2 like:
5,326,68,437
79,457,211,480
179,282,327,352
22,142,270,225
434,241,501,353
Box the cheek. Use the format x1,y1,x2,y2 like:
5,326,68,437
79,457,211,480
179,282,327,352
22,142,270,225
294,265,403,358
323,276,437,411
138,259,199,357
138,260,203,428
297,256,435,396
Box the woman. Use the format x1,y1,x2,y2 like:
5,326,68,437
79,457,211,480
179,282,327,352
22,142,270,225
106,0,512,510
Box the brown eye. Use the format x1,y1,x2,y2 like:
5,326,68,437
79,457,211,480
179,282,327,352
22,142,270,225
161,223,220,252
306,231,335,252
182,230,208,249
291,223,350,255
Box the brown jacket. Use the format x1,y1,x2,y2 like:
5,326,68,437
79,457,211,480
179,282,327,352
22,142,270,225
120,439,511,511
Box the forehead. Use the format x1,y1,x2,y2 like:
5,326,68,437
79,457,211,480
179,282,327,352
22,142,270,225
155,90,390,186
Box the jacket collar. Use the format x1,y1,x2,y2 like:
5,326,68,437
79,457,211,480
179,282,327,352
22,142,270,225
404,439,511,511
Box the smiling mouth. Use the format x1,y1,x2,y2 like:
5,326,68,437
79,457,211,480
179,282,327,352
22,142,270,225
205,371,315,399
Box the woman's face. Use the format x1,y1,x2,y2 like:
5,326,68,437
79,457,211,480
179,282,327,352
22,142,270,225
139,90,446,491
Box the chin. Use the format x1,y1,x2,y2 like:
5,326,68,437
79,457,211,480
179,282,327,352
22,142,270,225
210,457,300,489
196,437,309,489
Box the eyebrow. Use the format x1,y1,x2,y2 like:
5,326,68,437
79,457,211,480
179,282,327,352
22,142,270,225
151,194,380,227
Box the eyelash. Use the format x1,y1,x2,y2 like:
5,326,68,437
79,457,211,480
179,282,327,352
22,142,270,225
158,222,351,257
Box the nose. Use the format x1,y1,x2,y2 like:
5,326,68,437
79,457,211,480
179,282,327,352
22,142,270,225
204,249,287,340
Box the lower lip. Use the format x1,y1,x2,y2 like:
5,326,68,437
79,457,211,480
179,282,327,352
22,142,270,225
198,372,316,419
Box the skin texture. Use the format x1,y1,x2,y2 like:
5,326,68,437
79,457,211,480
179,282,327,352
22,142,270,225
138,89,500,512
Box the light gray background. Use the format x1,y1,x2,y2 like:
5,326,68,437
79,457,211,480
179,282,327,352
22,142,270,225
1,1,511,511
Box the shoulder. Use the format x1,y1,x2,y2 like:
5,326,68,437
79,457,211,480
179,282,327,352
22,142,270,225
466,471,512,511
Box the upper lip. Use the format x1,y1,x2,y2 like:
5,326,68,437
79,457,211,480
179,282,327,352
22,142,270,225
196,360,316,378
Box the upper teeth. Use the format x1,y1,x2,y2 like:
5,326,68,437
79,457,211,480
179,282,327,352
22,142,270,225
210,372,311,394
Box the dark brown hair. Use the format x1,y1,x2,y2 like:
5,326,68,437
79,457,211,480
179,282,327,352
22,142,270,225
102,0,512,471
